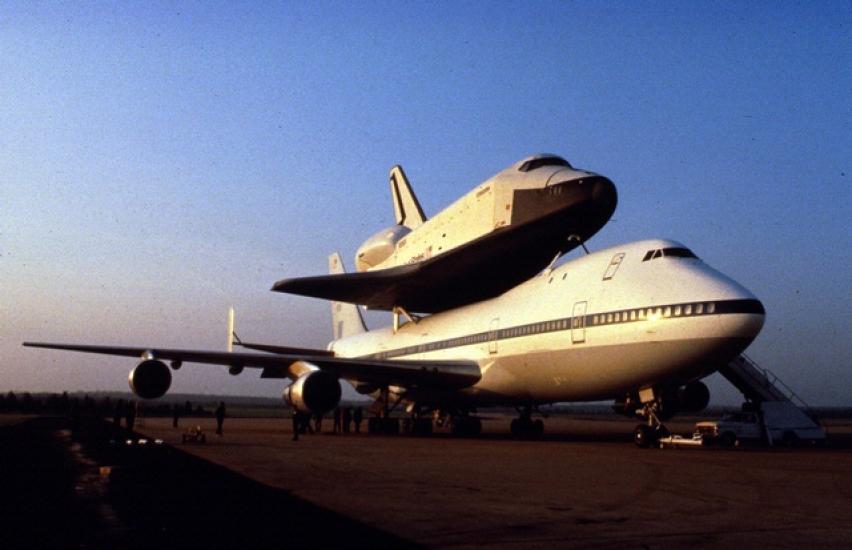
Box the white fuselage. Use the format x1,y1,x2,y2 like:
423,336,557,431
331,239,765,406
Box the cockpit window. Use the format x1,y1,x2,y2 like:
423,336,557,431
518,156,572,172
663,247,697,259
642,247,698,262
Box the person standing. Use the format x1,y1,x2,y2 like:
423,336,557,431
113,399,124,428
215,401,226,436
343,406,352,434
172,403,180,428
353,407,363,433
333,407,342,434
291,410,300,441
125,400,136,431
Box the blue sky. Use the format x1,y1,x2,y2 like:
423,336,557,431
1,2,849,404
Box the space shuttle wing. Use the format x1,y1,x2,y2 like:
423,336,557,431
273,219,562,313
272,263,424,311
22,342,480,390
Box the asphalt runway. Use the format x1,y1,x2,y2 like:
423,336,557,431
3,414,852,549
134,414,852,549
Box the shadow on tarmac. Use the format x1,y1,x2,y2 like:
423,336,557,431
0,416,421,549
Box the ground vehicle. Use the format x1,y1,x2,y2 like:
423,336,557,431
695,412,761,446
694,402,825,447
181,425,207,444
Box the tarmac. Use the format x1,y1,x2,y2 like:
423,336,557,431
2,413,852,549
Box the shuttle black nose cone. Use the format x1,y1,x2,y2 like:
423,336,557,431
592,177,617,214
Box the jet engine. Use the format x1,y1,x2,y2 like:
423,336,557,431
355,225,411,272
283,370,342,415
128,359,172,399
658,381,711,419
676,381,710,413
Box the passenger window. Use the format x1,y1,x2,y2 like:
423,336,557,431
639,309,646,319
606,313,613,323
630,310,637,321
696,304,704,314
708,302,716,314
674,305,682,316
664,307,671,317
685,304,693,315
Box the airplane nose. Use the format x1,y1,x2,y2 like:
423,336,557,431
591,177,617,214
717,296,765,342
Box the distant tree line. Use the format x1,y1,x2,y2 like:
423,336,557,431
0,391,212,418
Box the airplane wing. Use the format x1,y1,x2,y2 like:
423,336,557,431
22,342,481,389
274,173,616,313
273,221,557,313
233,341,335,356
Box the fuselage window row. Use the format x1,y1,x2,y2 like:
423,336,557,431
366,301,731,359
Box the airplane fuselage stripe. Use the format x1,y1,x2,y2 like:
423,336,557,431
361,299,763,360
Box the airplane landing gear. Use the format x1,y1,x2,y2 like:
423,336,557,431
402,411,434,436
450,414,482,437
634,400,669,448
510,406,544,439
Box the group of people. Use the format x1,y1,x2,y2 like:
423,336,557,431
291,406,364,441
113,399,138,430
169,401,228,436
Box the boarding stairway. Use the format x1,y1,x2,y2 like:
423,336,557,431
718,354,825,444
720,354,809,406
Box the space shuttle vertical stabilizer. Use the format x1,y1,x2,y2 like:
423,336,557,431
390,165,426,229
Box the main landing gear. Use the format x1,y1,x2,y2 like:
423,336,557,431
510,405,545,439
450,414,482,437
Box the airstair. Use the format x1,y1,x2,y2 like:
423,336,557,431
718,354,826,445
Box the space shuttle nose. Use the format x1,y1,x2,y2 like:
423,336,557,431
591,177,617,213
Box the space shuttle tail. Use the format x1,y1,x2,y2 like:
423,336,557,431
328,252,368,339
389,165,427,229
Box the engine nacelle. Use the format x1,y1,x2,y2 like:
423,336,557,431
355,225,411,272
284,370,341,415
677,381,710,413
128,359,172,399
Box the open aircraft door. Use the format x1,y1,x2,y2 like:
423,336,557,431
571,301,587,344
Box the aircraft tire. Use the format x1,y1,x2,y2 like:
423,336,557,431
634,425,653,448
382,418,400,435
367,417,382,434
452,417,481,437
413,418,433,436
510,418,539,439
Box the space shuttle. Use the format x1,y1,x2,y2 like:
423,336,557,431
274,154,617,313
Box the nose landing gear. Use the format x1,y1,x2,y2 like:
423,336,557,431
634,401,670,448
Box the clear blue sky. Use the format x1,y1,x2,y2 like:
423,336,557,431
1,2,849,404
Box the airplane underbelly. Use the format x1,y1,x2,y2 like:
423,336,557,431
471,316,760,403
